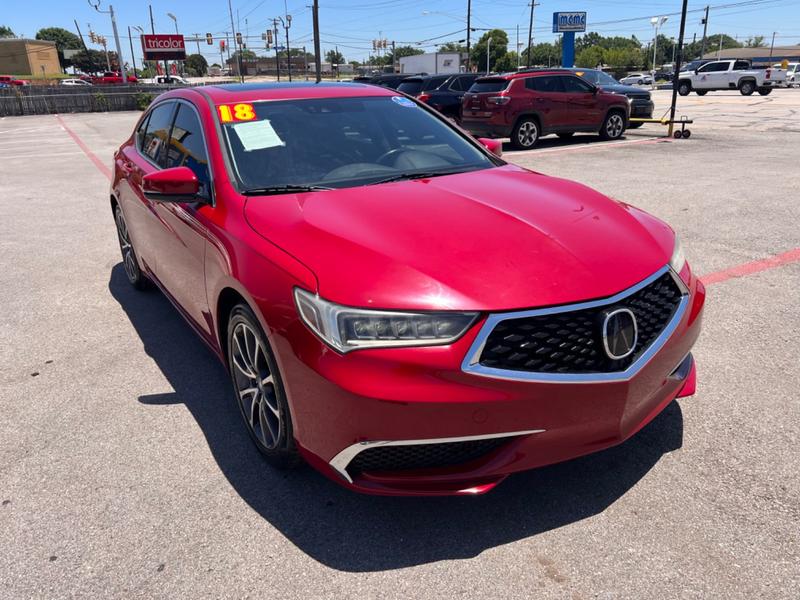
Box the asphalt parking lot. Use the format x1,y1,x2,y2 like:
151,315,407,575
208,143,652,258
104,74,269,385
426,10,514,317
1,87,798,598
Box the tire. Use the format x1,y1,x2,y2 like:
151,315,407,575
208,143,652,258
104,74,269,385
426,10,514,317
557,132,575,139
599,110,626,140
628,122,644,129
696,90,708,96
682,129,692,138
677,81,691,96
511,117,539,150
227,304,299,468
114,204,150,290
757,87,772,96
739,80,755,95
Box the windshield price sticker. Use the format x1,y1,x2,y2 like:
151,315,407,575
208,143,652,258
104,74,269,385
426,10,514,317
218,103,256,122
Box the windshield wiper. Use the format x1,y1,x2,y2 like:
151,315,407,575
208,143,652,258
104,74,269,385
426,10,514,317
241,184,333,196
367,168,475,186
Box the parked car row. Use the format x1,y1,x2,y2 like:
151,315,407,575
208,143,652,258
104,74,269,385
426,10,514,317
0,75,30,87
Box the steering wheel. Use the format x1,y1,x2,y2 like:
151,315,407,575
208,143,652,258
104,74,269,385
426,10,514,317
376,148,407,166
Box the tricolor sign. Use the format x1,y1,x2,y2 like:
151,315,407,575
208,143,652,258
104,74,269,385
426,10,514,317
141,34,186,61
552,12,587,33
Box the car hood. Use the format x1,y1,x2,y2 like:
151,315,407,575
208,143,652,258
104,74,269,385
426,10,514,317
598,82,651,98
243,165,675,311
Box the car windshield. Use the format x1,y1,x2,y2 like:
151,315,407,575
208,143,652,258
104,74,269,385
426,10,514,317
576,70,618,85
219,95,496,191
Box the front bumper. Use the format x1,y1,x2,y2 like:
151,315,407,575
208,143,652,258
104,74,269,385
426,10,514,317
272,269,705,496
629,99,654,118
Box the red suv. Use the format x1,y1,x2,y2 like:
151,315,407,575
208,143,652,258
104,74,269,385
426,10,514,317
461,70,630,149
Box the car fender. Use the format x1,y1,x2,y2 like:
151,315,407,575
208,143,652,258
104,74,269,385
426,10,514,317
512,111,543,133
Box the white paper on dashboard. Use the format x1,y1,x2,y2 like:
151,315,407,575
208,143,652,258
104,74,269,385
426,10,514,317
233,119,285,151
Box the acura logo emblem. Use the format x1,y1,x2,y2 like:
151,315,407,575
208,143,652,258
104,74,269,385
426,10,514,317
602,308,638,360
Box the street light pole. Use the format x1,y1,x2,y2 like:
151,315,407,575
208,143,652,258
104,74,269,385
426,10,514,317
466,0,471,72
167,12,180,75
486,36,491,74
127,26,137,77
312,0,321,83
88,0,127,83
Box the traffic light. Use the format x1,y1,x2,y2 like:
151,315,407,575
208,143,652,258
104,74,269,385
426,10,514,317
206,33,213,45
220,39,226,52
236,32,242,45
266,29,273,45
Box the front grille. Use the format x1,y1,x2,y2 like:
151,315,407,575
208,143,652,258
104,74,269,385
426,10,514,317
347,437,512,475
478,272,682,374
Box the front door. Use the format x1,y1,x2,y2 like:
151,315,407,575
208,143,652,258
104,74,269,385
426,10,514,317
559,75,603,127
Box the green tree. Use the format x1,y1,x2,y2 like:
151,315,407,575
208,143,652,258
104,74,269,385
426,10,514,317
604,47,643,70
185,53,208,76
494,51,519,72
325,49,345,64
470,29,508,72
522,41,560,67
438,41,466,53
71,49,109,74
744,35,766,47
0,25,14,38
576,46,605,68
35,27,82,69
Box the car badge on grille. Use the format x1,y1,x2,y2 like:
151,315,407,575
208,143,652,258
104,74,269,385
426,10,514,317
602,308,638,360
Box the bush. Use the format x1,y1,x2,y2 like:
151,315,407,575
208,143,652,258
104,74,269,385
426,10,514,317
135,92,154,111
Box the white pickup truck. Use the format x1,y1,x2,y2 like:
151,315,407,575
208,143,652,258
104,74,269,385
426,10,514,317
676,59,779,96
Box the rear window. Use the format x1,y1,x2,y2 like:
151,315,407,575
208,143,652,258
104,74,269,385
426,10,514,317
423,75,449,91
397,79,424,95
468,79,509,93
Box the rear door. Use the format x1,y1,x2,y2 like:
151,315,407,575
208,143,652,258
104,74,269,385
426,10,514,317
525,75,571,130
559,75,602,127
118,100,177,274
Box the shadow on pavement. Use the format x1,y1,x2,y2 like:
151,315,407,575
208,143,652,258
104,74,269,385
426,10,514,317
109,263,684,572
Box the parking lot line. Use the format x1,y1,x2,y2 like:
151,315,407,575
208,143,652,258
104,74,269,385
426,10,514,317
701,247,800,286
55,114,112,181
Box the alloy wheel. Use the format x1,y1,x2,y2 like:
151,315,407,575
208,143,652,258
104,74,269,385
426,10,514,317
115,208,140,282
606,114,624,138
518,121,538,147
231,322,281,450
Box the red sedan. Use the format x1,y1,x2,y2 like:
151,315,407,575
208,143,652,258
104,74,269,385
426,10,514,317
111,82,704,496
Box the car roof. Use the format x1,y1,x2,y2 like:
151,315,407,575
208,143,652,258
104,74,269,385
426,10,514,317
187,82,398,104
477,69,569,81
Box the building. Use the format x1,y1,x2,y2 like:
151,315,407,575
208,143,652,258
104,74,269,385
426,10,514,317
0,38,62,76
702,45,800,64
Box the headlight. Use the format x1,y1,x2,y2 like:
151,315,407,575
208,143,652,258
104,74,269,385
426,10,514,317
670,235,686,273
294,288,478,353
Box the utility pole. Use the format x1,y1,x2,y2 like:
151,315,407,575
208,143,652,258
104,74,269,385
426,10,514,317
466,0,471,72
193,33,201,54
700,5,709,59
768,31,776,61
303,45,308,80
128,26,137,76
486,36,491,74
88,1,127,82
391,40,396,73
228,0,243,82
516,24,519,70
149,3,165,77
312,0,321,83
74,20,88,50
526,1,538,67
273,19,281,81
668,0,689,137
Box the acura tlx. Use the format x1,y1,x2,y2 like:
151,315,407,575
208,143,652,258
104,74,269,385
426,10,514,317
110,82,704,496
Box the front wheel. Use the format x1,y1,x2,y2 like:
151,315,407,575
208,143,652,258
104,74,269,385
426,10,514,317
677,81,691,96
227,304,299,468
739,80,755,95
757,87,772,96
511,117,539,150
599,111,626,140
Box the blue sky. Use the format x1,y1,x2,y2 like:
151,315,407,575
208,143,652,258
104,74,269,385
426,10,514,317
5,0,799,64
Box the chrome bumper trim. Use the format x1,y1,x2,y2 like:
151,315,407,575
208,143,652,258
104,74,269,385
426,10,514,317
461,265,690,384
329,429,545,483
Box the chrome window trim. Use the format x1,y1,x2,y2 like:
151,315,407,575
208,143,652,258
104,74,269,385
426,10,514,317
329,429,545,483
461,265,690,384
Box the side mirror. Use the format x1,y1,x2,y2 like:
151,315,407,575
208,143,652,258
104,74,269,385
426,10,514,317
142,166,201,203
694,69,699,74
477,137,503,157
592,85,599,95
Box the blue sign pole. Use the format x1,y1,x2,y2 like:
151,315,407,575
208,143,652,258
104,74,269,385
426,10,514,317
562,31,576,67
